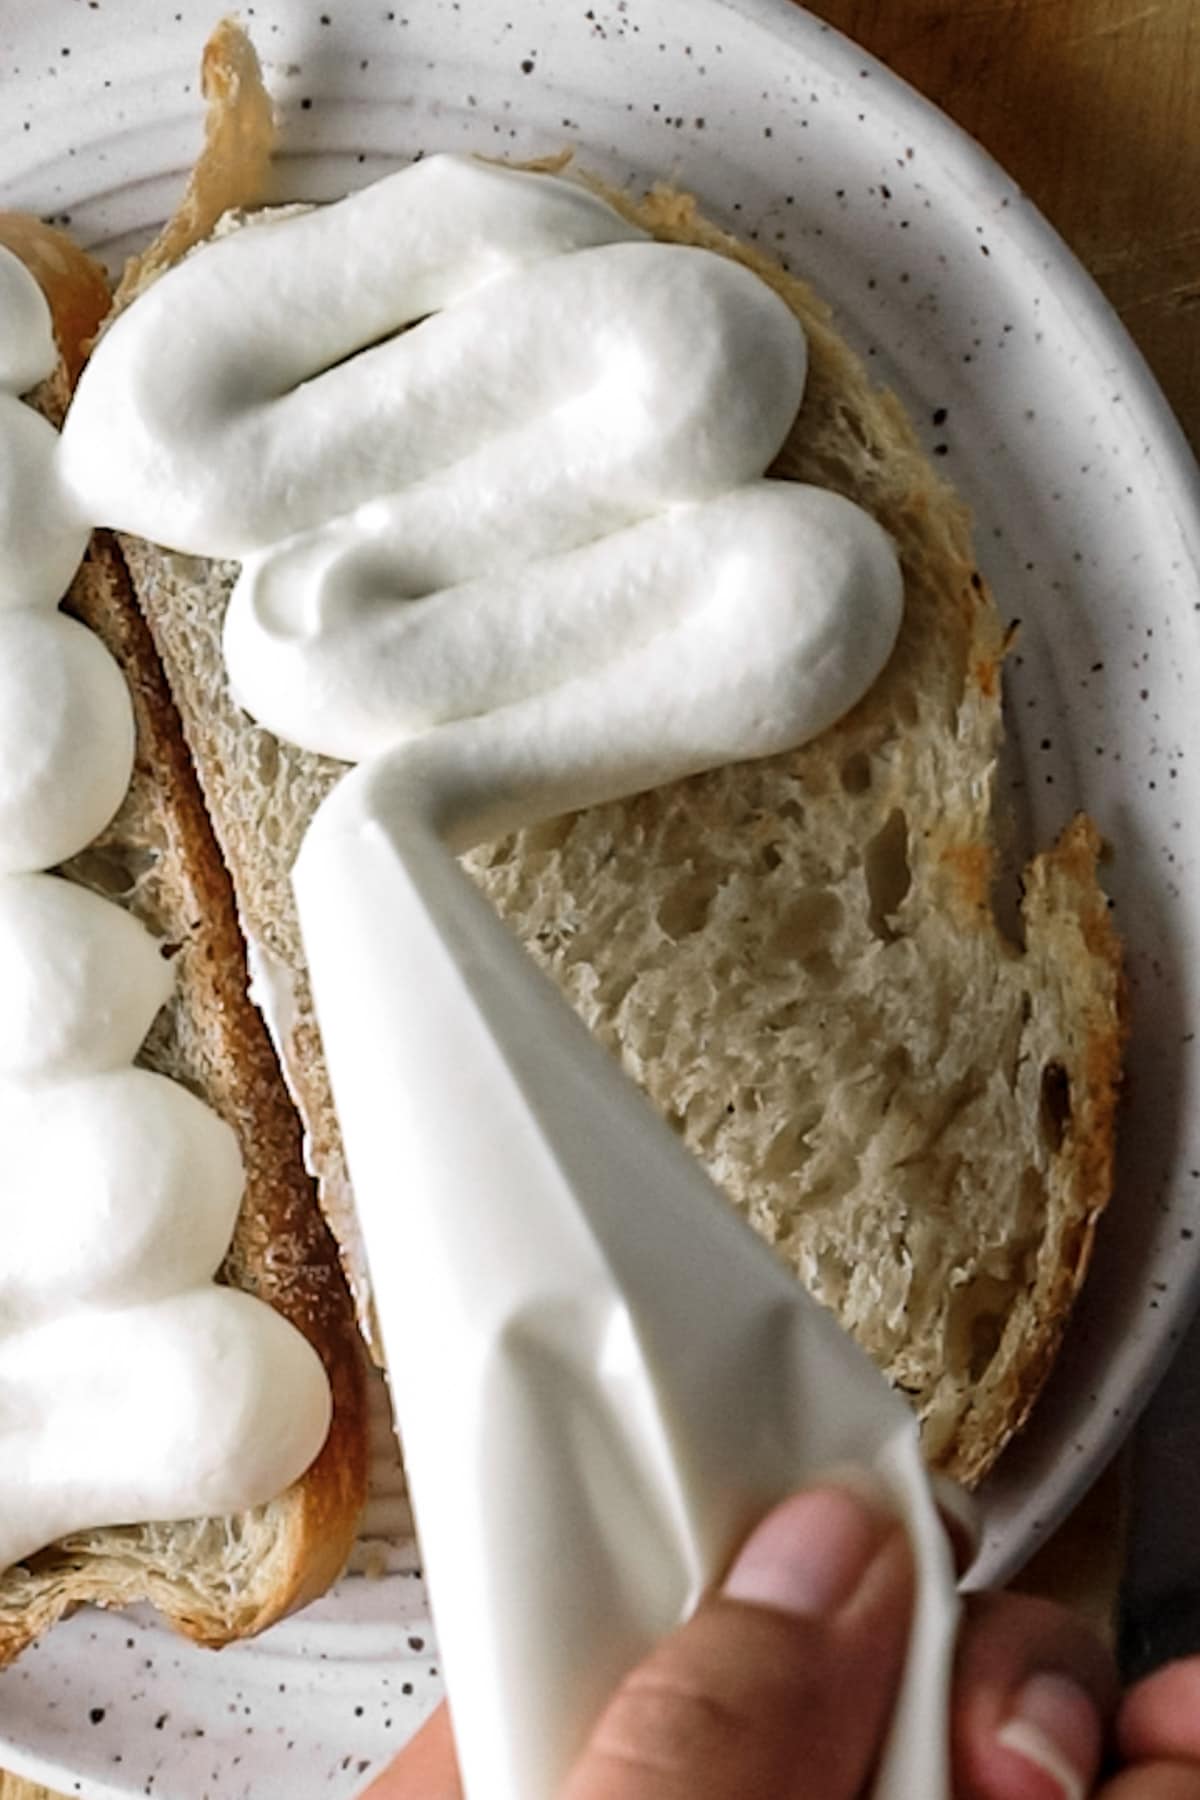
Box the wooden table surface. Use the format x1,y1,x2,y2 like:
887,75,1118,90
816,0,1200,454
4,2,1196,1795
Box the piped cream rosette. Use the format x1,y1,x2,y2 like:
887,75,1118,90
0,247,329,1574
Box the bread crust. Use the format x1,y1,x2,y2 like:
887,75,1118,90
0,204,367,1658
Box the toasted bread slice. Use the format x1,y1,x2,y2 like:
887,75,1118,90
0,195,368,1664
113,26,1121,1488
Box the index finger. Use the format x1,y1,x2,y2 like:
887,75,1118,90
362,1703,462,1800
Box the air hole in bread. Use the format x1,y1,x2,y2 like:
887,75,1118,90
250,727,279,785
801,1158,862,1210
946,1270,1013,1385
769,889,844,959
776,797,806,829
895,688,920,728
800,948,839,986
596,969,637,1015
67,841,158,899
519,815,576,853
970,1316,1006,1382
840,751,872,795
656,868,721,940
879,1044,913,1108
472,835,517,870
812,1251,851,1307
864,809,911,941
1039,1062,1072,1152
761,1120,817,1180
1019,1166,1048,1237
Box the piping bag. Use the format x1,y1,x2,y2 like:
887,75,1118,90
294,742,961,1800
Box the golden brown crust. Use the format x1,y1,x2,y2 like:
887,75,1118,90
945,817,1126,1484
113,17,277,309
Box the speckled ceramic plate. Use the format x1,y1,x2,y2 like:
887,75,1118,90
2,1,1199,1795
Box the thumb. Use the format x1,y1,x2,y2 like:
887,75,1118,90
562,1483,914,1800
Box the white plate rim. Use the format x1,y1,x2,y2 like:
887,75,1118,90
0,1,1198,1792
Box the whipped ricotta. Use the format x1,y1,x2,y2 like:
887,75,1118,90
55,156,941,1800
0,395,91,606
1,1289,329,1557
0,874,173,1079
0,609,135,873
0,242,330,1573
61,155,901,800
0,249,57,394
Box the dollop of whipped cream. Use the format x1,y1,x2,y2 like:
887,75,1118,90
0,243,330,1573
0,874,173,1079
0,250,90,602
2,1289,329,1537
60,155,903,806
0,395,91,606
0,609,135,873
0,249,57,394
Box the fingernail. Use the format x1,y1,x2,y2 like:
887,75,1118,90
995,1672,1101,1800
722,1485,895,1620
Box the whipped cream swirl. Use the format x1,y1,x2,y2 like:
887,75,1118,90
60,155,902,806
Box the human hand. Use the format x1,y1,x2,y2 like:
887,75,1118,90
365,1483,1200,1798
